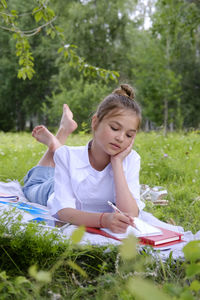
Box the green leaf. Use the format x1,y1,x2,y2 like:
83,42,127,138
13,33,19,40
180,289,195,300
46,28,52,36
164,283,183,297
58,33,64,40
189,280,200,292
57,47,64,54
109,73,116,80
1,0,7,9
186,263,200,277
50,30,56,39
11,10,18,17
19,57,24,66
34,11,43,23
183,241,200,262
128,277,171,300
17,69,27,80
35,270,51,283
70,44,78,48
55,26,64,33
15,276,30,285
28,265,37,277
67,260,88,278
0,271,9,280
120,234,137,260
70,226,85,244
28,265,51,283
46,7,55,18
32,6,40,14
64,51,68,59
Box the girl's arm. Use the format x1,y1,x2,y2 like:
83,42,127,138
53,147,133,233
57,208,133,233
111,140,139,217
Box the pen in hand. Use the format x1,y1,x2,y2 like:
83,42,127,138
107,201,135,227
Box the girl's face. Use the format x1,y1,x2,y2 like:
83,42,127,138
92,109,139,156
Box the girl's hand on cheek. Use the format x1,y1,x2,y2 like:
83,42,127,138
104,212,132,233
111,137,135,164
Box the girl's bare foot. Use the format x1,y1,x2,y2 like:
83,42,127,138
32,125,61,152
56,104,78,144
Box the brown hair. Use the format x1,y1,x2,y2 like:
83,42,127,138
95,84,142,128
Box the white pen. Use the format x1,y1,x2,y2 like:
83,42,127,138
107,201,135,227
107,201,125,215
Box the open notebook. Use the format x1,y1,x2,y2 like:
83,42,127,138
101,217,162,239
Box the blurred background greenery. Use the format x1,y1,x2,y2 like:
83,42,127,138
0,0,199,133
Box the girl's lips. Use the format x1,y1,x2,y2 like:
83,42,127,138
110,143,120,149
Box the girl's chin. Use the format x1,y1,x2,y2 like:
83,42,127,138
106,148,121,156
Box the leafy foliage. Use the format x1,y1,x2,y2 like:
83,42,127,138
0,0,119,82
0,207,199,299
0,0,200,131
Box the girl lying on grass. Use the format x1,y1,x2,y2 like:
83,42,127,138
23,84,145,233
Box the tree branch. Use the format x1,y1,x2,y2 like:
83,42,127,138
0,16,57,36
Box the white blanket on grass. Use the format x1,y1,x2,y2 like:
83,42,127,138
0,180,199,260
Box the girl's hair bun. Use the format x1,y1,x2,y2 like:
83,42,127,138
112,84,135,100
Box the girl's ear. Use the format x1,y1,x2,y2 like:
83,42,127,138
91,114,99,131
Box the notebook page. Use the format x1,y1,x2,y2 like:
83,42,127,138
102,218,162,239
133,218,162,236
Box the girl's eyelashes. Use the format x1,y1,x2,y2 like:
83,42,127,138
110,126,118,131
127,132,136,138
110,124,136,138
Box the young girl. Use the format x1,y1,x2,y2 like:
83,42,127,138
23,84,145,233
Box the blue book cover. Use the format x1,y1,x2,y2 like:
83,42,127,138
0,200,48,215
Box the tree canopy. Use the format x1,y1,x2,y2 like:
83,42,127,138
0,0,199,131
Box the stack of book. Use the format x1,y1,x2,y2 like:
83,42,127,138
86,217,184,250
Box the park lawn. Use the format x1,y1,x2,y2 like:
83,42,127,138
0,130,199,232
0,131,200,299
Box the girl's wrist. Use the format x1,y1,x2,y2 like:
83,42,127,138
99,213,109,228
111,159,123,172
99,212,105,227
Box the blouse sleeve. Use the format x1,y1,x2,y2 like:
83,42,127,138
48,146,77,215
125,151,145,211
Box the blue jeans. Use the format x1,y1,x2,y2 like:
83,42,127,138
23,166,54,206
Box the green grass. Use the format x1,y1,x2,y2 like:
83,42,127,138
0,131,200,299
0,131,199,232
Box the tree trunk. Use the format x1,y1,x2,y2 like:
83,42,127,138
164,98,168,136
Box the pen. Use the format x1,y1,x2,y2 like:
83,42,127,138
107,201,135,227
107,201,125,215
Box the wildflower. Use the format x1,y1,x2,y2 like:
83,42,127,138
163,153,168,157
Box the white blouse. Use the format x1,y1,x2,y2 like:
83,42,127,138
47,142,145,215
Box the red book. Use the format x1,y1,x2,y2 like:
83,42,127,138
139,239,184,250
86,226,184,249
139,227,183,246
